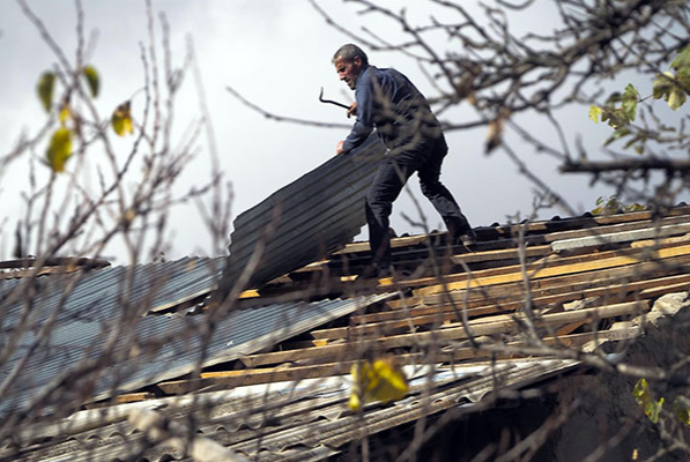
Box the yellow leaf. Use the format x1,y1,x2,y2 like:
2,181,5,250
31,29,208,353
667,85,687,111
112,101,134,136
82,65,100,98
589,106,602,124
645,397,664,424
349,358,408,411
46,128,72,173
632,378,650,405
633,378,665,424
37,71,56,113
59,106,71,125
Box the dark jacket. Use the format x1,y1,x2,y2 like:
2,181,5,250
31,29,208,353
342,65,441,154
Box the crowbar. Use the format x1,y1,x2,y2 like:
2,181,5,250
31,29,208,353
319,87,350,110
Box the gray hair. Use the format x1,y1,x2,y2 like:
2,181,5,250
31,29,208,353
332,44,369,65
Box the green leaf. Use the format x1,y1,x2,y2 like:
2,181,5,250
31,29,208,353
652,72,688,111
46,128,72,173
606,92,622,105
602,108,628,129
623,135,640,150
604,127,631,146
653,72,675,100
82,65,100,98
673,397,690,426
37,71,56,113
622,84,638,121
672,46,690,73
111,101,133,136
589,106,602,124
679,74,690,93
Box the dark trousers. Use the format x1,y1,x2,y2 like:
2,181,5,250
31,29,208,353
366,134,472,267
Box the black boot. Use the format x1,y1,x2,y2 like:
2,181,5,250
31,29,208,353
445,216,477,247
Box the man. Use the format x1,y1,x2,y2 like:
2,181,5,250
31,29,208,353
333,44,476,273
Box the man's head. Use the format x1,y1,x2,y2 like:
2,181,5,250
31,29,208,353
333,44,368,90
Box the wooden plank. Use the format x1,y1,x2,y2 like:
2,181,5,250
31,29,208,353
357,272,690,325
555,321,588,337
432,254,690,306
410,244,690,297
162,327,644,395
380,242,680,307
160,362,356,395
388,224,686,284
312,308,526,341
298,244,552,278
381,242,663,293
370,300,648,349
242,324,643,370
383,254,690,314
240,301,648,369
633,233,690,248
450,245,552,265
116,392,156,404
312,274,673,341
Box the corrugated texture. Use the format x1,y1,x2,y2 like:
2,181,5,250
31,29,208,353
0,256,392,415
0,257,224,329
218,134,386,293
6,360,577,462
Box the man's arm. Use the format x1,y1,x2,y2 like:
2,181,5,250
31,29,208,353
338,72,374,154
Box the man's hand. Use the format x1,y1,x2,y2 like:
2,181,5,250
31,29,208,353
347,102,357,118
337,140,345,155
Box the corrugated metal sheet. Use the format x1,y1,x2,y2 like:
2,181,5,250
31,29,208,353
0,256,392,415
5,359,577,462
0,257,224,328
218,134,386,294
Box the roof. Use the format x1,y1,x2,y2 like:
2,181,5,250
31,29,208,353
3,200,690,460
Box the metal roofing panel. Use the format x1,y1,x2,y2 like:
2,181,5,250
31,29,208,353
0,257,224,333
14,360,577,462
218,134,386,293
0,258,391,415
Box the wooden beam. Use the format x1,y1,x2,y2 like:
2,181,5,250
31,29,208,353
355,272,690,325
312,285,658,341
252,326,643,369
160,327,644,395
381,241,648,293
239,301,648,369
410,244,690,297
159,362,356,395
413,254,690,308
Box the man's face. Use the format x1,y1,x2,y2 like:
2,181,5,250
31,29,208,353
335,56,364,90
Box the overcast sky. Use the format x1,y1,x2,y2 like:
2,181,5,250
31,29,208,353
1,1,685,264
